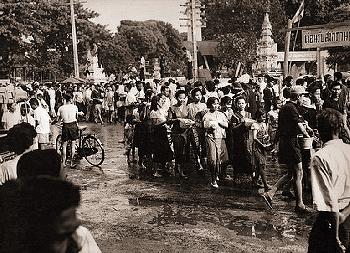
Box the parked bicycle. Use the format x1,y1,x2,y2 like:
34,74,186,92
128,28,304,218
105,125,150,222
56,125,105,166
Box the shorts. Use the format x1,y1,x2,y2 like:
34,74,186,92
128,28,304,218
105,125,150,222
62,122,79,142
278,137,302,165
37,133,50,144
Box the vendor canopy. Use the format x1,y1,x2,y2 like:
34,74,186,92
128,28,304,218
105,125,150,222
182,41,218,56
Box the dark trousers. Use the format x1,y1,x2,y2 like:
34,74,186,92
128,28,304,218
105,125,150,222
139,68,145,81
308,212,350,253
186,62,193,80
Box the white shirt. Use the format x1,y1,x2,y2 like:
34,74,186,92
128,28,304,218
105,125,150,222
85,89,92,102
140,56,145,68
1,109,21,130
205,91,219,102
125,92,137,106
311,139,350,212
75,226,101,253
48,88,56,101
203,111,228,138
258,80,267,94
33,106,51,134
57,104,78,123
188,102,207,121
0,156,20,185
185,50,192,62
169,82,177,97
150,109,167,125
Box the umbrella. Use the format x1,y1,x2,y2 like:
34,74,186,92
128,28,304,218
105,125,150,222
61,77,85,84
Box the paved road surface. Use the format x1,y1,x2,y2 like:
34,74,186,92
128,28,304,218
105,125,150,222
65,123,313,252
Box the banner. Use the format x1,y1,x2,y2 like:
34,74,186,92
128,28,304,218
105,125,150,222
302,26,350,48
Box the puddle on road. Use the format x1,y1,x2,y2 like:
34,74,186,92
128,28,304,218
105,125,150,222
129,197,313,242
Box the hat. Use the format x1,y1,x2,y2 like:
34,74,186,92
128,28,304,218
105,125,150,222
290,85,308,94
301,97,314,109
232,82,243,90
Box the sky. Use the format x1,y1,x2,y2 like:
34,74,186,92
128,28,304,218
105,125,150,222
84,0,185,33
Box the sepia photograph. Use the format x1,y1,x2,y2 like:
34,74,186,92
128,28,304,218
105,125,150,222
0,0,350,252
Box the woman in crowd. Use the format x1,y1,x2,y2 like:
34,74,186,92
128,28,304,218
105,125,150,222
230,96,254,180
133,92,153,170
267,99,281,158
203,97,229,188
169,90,194,178
149,94,174,177
73,86,86,121
104,86,115,123
187,87,207,171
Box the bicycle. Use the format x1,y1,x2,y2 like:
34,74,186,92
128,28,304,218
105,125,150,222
56,125,105,166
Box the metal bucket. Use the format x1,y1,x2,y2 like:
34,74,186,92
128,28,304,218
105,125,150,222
300,137,314,149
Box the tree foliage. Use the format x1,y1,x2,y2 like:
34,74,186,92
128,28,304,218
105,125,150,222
203,0,350,70
202,0,286,70
117,20,185,76
0,1,185,80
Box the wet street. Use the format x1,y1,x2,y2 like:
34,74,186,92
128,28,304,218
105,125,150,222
66,123,314,253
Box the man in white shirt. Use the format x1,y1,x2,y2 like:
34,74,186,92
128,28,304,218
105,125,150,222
57,93,83,167
139,55,146,81
308,108,350,252
47,85,57,117
29,98,51,150
1,103,21,130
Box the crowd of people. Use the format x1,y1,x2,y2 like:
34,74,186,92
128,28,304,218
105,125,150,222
1,70,350,252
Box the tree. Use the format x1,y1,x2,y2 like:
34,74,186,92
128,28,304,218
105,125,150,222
202,0,286,70
216,32,257,70
280,1,350,66
117,20,185,77
0,0,113,80
98,34,136,75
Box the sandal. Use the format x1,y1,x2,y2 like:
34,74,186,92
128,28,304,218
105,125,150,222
295,206,312,214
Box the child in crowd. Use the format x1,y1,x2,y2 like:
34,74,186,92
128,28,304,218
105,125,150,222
29,98,51,150
252,109,271,192
267,99,281,161
124,113,136,164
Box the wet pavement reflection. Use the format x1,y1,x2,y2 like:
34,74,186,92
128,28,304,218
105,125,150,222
67,123,312,252
128,196,313,243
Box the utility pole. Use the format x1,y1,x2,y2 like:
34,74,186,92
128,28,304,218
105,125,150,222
283,19,292,78
70,0,79,78
191,0,198,82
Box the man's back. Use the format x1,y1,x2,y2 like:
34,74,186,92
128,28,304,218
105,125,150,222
311,139,350,212
278,102,300,138
58,104,78,123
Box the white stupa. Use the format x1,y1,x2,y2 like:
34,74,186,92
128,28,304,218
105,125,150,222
254,12,279,75
86,44,107,84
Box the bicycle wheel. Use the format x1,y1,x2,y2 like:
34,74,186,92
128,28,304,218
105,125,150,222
56,135,63,155
82,135,104,166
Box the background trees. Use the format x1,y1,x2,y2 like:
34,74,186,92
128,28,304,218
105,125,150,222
0,0,184,81
202,0,286,72
1,0,349,81
203,0,350,73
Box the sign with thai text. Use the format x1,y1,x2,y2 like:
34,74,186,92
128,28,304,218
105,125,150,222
302,26,350,48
